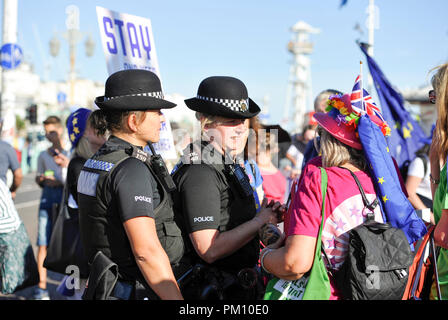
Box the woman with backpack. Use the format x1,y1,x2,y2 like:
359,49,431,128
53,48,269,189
260,92,419,299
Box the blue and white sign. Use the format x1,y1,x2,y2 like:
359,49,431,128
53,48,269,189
57,92,67,104
96,6,160,77
0,43,23,70
96,7,176,159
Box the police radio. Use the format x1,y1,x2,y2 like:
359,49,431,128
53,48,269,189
226,163,253,198
147,143,177,193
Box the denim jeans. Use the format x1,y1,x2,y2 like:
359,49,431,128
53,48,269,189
36,186,63,246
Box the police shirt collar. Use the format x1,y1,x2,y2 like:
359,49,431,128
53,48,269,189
107,135,145,151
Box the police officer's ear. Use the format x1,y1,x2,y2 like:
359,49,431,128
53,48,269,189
126,112,140,133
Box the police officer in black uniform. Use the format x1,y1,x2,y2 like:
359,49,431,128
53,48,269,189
172,76,281,300
77,69,185,300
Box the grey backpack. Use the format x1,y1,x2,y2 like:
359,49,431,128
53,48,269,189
332,168,413,300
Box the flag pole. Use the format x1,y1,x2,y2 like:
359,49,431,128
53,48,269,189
367,0,375,94
360,61,364,112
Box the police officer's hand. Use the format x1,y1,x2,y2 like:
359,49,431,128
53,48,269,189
256,198,279,225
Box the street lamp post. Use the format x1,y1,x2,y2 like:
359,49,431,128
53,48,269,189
49,5,94,107
0,0,18,142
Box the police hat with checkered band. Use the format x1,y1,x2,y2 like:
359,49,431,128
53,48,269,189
95,69,176,111
185,76,260,119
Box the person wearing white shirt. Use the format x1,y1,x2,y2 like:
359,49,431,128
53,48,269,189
405,145,434,225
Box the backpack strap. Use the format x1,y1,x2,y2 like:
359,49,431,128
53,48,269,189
338,166,379,216
416,154,428,178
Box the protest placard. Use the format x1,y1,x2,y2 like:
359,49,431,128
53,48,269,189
96,6,177,159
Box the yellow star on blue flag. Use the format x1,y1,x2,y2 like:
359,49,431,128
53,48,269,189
357,114,427,244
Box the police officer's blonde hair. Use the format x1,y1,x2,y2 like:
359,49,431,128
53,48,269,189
195,112,218,135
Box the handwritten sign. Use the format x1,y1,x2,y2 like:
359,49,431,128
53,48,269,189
96,6,161,78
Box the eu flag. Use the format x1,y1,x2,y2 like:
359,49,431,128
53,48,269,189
358,115,427,245
359,43,426,168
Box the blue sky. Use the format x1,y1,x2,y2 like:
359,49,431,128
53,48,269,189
6,0,448,125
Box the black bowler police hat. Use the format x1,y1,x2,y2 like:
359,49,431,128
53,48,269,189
184,76,261,119
95,69,176,111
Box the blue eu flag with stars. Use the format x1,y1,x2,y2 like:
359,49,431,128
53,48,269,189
358,114,427,245
359,43,427,168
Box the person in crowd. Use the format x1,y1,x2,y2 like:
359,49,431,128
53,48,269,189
77,69,186,300
301,89,344,170
0,119,22,200
0,178,37,295
53,107,107,300
285,123,316,177
65,108,108,215
255,124,287,204
428,62,448,299
25,135,33,170
172,76,282,299
33,115,68,300
259,93,396,299
405,143,434,225
245,116,265,208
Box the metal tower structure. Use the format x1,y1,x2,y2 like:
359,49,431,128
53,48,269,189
283,21,319,133
49,5,95,107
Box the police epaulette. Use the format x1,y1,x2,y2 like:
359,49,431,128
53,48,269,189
130,147,149,163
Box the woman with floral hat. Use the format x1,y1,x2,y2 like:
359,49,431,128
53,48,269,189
259,93,396,299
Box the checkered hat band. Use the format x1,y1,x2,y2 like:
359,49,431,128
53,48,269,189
196,95,249,112
104,91,164,101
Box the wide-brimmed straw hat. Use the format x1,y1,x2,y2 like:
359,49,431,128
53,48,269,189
184,76,260,119
95,69,176,111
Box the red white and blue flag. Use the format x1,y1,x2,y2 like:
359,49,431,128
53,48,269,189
350,75,385,122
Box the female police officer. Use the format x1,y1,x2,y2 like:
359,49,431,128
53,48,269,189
77,69,185,300
172,76,281,299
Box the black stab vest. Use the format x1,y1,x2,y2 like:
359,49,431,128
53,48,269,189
77,143,184,281
172,143,259,274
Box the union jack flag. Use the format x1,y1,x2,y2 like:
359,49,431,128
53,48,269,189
350,75,385,122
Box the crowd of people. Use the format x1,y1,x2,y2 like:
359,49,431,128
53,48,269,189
0,63,448,301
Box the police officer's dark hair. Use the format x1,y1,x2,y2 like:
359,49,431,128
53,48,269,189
90,109,146,136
